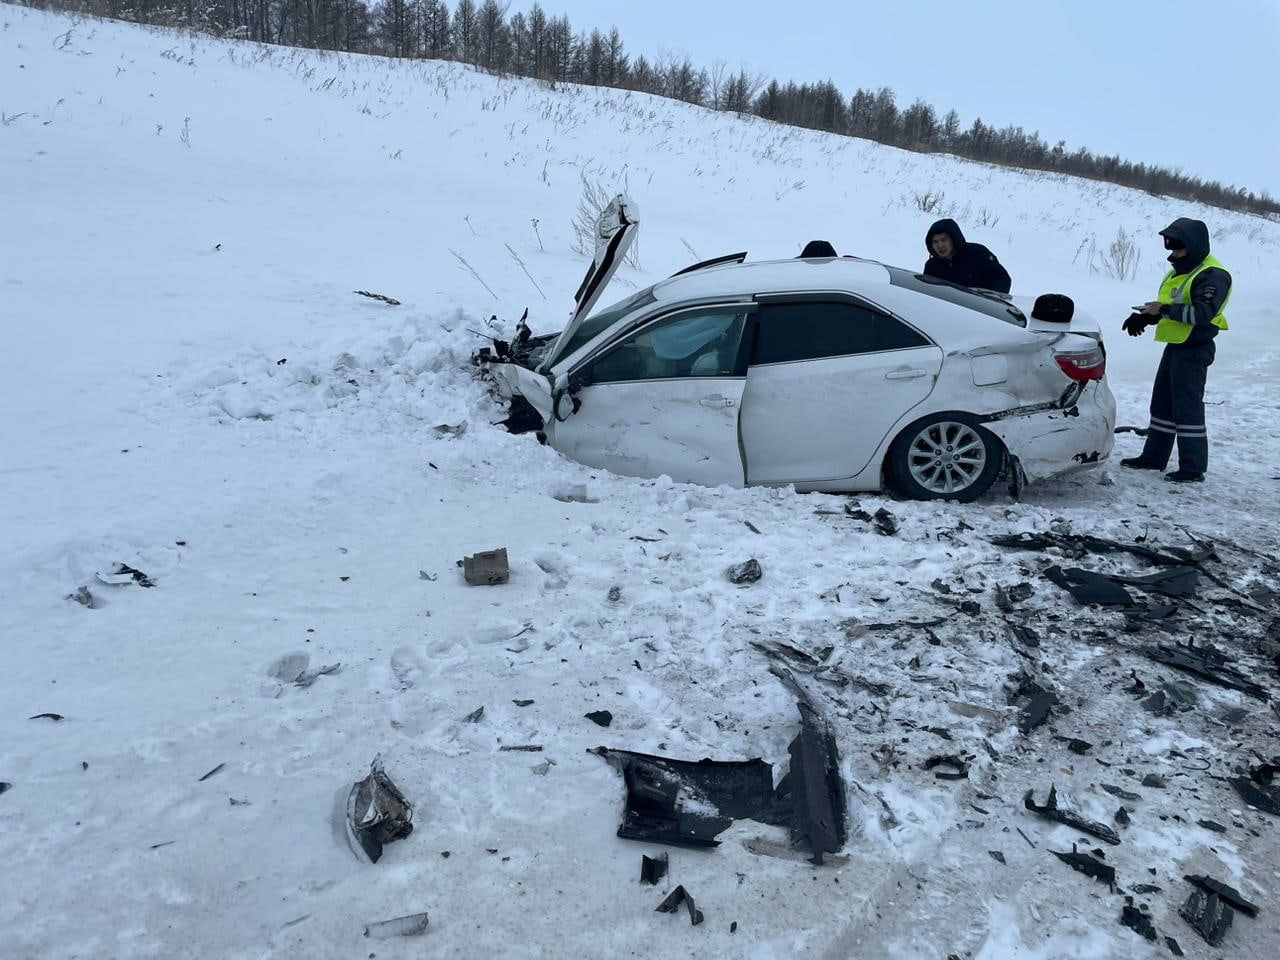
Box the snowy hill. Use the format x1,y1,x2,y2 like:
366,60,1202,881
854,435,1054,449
2,8,1279,959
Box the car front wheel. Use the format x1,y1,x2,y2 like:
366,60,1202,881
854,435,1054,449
888,413,1003,502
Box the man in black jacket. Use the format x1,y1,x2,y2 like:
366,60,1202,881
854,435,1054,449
922,219,1012,292
1120,218,1231,482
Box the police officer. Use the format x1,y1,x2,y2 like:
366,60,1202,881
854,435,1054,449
1120,218,1230,482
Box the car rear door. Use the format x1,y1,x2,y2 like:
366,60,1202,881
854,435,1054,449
740,296,943,484
549,304,753,486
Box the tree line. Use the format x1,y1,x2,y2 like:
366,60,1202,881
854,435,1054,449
24,0,1279,218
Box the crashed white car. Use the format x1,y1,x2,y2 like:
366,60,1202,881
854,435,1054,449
481,196,1115,502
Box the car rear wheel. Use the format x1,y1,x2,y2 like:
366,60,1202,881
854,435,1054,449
888,413,1003,502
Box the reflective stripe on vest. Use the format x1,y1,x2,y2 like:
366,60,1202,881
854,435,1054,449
1155,254,1230,344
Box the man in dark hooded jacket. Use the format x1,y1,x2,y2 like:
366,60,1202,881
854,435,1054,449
922,219,1012,292
1120,218,1230,482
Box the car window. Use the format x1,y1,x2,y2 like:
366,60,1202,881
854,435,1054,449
583,308,748,383
753,301,928,365
885,266,1026,326
551,287,657,366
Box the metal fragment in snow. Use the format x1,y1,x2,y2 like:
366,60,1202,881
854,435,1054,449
364,912,429,939
345,756,414,863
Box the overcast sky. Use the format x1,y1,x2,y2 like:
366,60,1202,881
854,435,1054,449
540,0,1279,198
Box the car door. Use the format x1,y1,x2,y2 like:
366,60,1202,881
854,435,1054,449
739,296,943,484
550,304,752,486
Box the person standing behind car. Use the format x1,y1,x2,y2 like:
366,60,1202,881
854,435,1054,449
1120,218,1230,483
922,218,1012,292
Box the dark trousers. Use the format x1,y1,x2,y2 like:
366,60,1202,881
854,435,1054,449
1140,340,1215,472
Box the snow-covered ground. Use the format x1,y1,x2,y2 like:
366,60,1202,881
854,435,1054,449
2,8,1278,959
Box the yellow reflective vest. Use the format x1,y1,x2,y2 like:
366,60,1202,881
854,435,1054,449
1155,254,1230,344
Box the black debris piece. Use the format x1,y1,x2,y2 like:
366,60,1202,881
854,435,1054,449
345,756,414,863
1250,758,1280,784
110,563,156,588
0,782,11,796
1146,642,1269,701
1024,786,1121,845
1141,682,1199,716
995,582,1035,612
462,706,485,723
931,578,953,595
988,850,1006,865
750,639,830,667
1055,737,1092,755
363,912,429,939
727,559,763,584
844,503,871,522
591,747,782,847
1197,819,1227,833
1126,671,1147,696
771,667,849,865
1142,774,1166,789
1120,900,1158,941
29,713,64,721
1044,565,1134,607
730,921,737,933
512,699,534,707
1102,784,1142,802
991,531,1213,568
923,755,970,780
1008,623,1041,648
744,520,762,535
1165,935,1184,956
640,853,668,885
1110,566,1200,598
1184,875,1259,918
197,763,225,782
1115,806,1131,827
1050,844,1116,885
1131,883,1162,894
1179,890,1233,946
656,885,703,926
459,548,509,585
593,669,846,864
498,744,542,752
585,710,614,728
607,585,622,602
1228,776,1280,816
872,508,898,536
1019,692,1058,734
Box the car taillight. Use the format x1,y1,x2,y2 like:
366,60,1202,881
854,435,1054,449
1055,347,1106,382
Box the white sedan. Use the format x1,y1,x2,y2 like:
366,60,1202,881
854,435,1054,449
482,196,1115,502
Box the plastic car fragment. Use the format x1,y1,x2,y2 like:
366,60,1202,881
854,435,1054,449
1179,889,1233,946
364,912,429,939
656,885,703,926
1023,785,1120,845
589,747,782,848
727,559,762,584
1184,875,1258,917
1050,844,1115,885
459,548,509,585
770,667,849,864
640,853,668,885
1145,642,1269,700
346,756,414,863
1044,565,1134,607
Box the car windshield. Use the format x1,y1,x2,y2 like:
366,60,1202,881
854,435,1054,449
549,287,657,367
885,266,1026,326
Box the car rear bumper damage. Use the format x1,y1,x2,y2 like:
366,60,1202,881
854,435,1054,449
983,381,1116,486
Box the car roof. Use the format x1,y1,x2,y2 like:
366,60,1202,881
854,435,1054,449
651,256,892,303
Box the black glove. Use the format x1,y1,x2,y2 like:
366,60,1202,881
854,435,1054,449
1122,313,1152,337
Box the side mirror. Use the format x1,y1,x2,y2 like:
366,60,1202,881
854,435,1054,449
1031,294,1074,323
554,391,580,422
